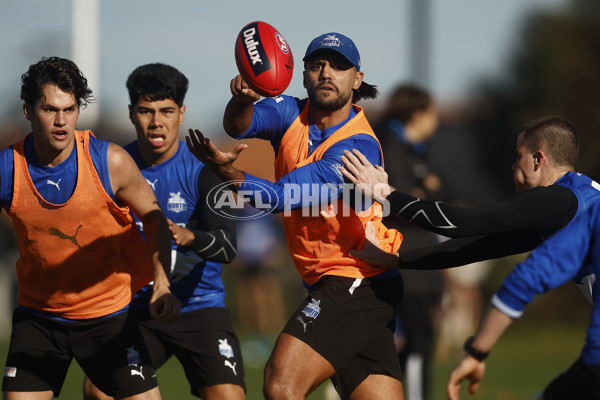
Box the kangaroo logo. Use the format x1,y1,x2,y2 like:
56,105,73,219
224,360,237,375
296,316,313,333
302,298,321,319
49,225,82,248
168,192,187,213
218,338,234,358
46,178,61,190
130,367,145,380
146,178,158,191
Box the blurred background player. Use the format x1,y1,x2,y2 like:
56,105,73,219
83,63,245,400
373,83,446,400
187,32,405,399
1,56,180,400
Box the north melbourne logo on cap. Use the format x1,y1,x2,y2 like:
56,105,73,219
320,34,341,48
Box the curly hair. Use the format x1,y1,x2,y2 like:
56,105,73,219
20,56,94,108
126,63,189,107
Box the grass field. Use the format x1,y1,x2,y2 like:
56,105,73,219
0,321,587,399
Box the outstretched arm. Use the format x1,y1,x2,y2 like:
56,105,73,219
341,149,578,238
107,143,181,322
186,130,381,214
351,230,543,270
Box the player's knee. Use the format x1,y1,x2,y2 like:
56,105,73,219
263,362,300,400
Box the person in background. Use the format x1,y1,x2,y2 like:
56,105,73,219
372,83,446,400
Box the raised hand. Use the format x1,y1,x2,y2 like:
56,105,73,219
340,149,392,203
185,128,247,184
230,75,261,102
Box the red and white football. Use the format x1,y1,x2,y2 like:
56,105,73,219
234,21,294,97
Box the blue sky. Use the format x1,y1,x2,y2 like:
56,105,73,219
0,0,568,137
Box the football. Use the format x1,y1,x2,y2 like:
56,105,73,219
234,21,294,97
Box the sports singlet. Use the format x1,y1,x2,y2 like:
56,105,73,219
274,101,402,284
8,131,152,319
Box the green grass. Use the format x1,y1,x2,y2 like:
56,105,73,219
0,321,587,399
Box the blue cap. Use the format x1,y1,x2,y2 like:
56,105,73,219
303,32,361,71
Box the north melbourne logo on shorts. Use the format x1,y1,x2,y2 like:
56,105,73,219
302,298,321,319
4,367,16,378
127,346,141,366
218,338,234,358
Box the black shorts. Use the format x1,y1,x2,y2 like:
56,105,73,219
543,358,600,400
2,307,157,397
132,307,246,396
282,274,404,399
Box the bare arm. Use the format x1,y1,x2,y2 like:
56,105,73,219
471,306,514,353
107,143,181,322
447,305,514,400
223,75,261,136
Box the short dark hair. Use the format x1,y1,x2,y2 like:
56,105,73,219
520,116,579,168
126,63,189,107
20,56,94,108
383,84,432,123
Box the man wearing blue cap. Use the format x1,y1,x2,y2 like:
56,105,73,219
186,33,406,399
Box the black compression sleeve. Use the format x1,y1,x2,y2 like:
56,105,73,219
386,185,578,238
187,167,237,263
397,230,543,269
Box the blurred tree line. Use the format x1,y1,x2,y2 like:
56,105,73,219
468,0,600,196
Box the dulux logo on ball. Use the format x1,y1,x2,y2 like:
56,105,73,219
242,23,272,75
207,180,280,220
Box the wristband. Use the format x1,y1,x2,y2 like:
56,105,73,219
463,336,490,361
